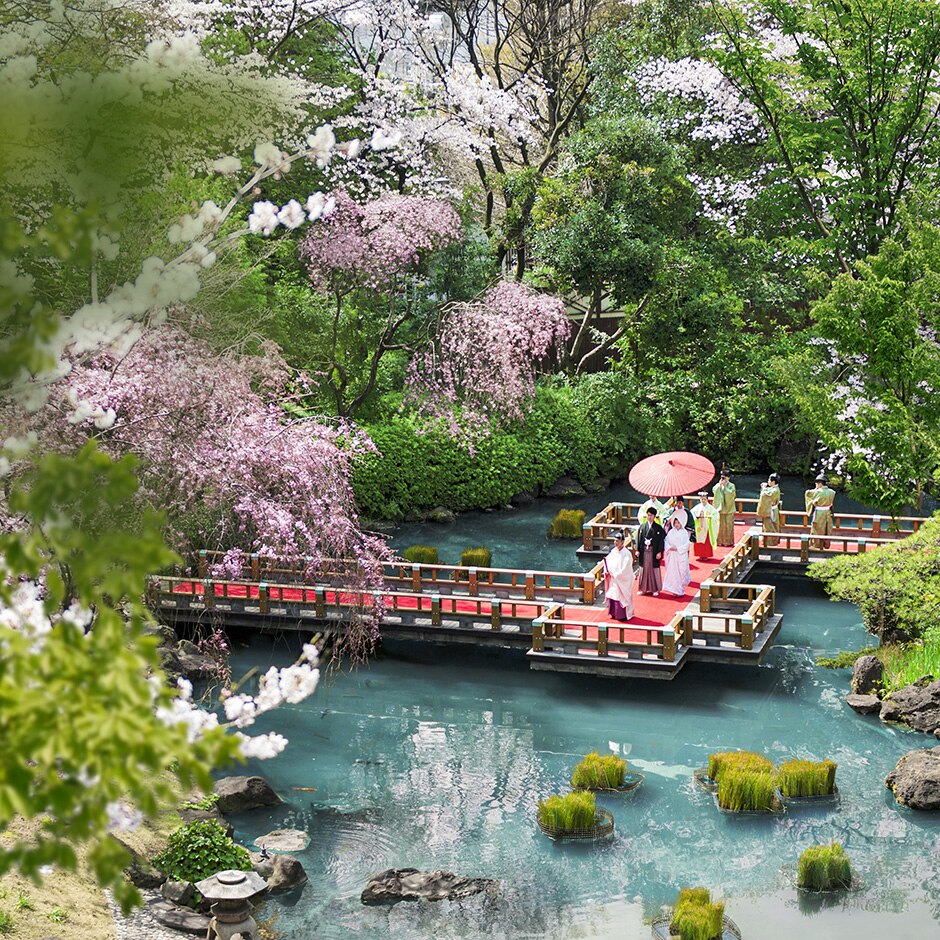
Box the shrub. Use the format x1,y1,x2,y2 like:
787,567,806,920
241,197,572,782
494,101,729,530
716,767,777,812
403,545,439,565
707,750,774,782
777,759,837,797
537,791,596,831
461,547,492,567
797,842,852,891
670,887,724,940
0,912,12,935
571,751,627,790
549,509,585,539
180,792,221,811
152,819,253,883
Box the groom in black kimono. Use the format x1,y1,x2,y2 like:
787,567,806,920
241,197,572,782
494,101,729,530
635,507,666,596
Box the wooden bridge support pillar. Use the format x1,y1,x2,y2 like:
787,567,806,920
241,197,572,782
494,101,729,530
468,568,478,596
858,537,866,554
582,524,594,552
532,620,544,651
259,583,269,615
431,595,441,626
250,553,260,581
662,628,676,662
749,534,759,560
872,515,881,537
597,626,608,657
683,615,693,646
314,587,325,618
699,582,711,613
741,615,753,650
582,574,595,605
198,551,207,579
800,535,809,563
491,602,501,630
525,571,535,600
203,580,214,610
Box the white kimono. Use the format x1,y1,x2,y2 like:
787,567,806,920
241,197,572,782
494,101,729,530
662,526,692,596
603,545,636,621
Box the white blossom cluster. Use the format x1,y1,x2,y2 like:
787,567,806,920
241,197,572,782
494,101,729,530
0,573,94,653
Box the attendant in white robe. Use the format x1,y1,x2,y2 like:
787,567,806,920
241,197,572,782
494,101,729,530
603,531,636,621
662,518,692,597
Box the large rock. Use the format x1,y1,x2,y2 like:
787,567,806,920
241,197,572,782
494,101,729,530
161,879,194,906
213,776,282,814
249,851,307,892
254,828,309,852
426,506,456,524
159,643,217,684
851,655,883,695
546,476,586,499
584,476,611,495
879,678,940,734
510,491,536,507
885,746,940,810
112,836,164,889
152,900,211,935
846,693,881,714
361,868,499,905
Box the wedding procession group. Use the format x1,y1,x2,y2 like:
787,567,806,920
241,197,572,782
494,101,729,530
602,470,837,623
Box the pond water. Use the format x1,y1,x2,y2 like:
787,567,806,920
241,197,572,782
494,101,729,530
225,481,940,940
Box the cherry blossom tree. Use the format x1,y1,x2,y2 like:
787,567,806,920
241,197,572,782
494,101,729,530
403,281,570,439
297,187,462,416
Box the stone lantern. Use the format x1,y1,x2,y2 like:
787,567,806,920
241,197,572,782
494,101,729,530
194,868,268,940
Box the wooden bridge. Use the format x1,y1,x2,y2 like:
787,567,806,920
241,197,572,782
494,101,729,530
147,505,926,681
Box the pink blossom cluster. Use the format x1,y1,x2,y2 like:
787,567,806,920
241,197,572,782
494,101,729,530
404,281,570,440
298,188,462,293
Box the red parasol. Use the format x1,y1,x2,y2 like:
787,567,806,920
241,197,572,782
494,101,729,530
628,451,716,498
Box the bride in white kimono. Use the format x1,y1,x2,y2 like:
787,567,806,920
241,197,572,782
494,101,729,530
603,531,636,621
662,518,692,597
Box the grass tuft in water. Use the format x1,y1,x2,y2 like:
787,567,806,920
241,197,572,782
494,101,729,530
570,751,627,790
797,842,852,891
669,886,724,940
716,767,777,812
460,547,492,567
537,791,596,831
403,545,439,565
777,759,837,797
707,750,774,782
549,509,585,539
816,647,879,669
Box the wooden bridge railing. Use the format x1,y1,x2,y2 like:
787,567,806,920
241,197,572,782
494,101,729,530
748,530,902,561
150,576,552,634
532,611,680,663
582,501,926,552
195,550,604,605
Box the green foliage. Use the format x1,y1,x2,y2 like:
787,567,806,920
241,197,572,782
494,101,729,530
880,627,940,693
180,792,221,812
152,820,252,884
777,760,837,797
14,893,33,911
670,886,725,940
797,843,853,891
536,791,597,831
0,911,12,934
550,510,586,539
460,547,492,568
47,907,68,924
816,647,880,669
707,751,774,782
570,752,627,790
809,515,940,642
0,444,243,911
403,545,439,565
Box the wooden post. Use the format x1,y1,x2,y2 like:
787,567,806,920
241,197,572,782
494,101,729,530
872,515,881,537
203,579,214,609
582,524,593,552
259,583,269,615
532,619,544,651
615,505,623,525
749,533,759,560
857,537,866,554
525,571,535,600
468,567,478,597
431,594,441,626
314,586,325,618
800,534,809,563
683,614,693,645
250,553,260,581
597,626,608,657
198,551,207,579
699,581,711,613
741,614,753,650
662,627,676,662
491,602,501,631
582,574,595,605
411,563,421,592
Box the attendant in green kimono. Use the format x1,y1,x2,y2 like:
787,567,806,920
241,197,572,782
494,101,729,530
637,495,666,523
712,469,737,546
756,472,782,546
806,473,836,548
691,492,719,559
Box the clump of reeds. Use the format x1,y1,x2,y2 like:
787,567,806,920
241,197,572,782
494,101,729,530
571,751,627,790
707,750,774,783
549,509,585,539
403,545,439,564
776,759,837,797
716,767,778,812
797,842,852,891
536,791,596,832
460,547,492,567
669,886,725,940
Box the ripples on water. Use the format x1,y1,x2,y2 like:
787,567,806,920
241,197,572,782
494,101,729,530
223,547,940,939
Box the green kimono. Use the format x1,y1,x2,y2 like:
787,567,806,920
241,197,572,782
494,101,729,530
637,497,666,523
712,480,737,546
756,483,782,546
806,485,835,548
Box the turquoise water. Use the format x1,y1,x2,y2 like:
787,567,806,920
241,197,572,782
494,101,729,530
224,486,940,939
